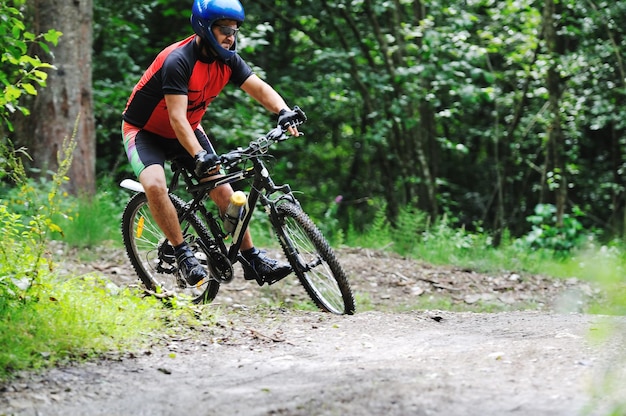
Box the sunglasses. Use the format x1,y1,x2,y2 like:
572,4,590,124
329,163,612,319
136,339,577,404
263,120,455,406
215,25,240,37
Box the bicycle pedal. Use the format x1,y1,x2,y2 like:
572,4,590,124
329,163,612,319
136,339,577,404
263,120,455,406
207,250,234,284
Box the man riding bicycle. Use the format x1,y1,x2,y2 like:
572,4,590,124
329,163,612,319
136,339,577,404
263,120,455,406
122,0,302,287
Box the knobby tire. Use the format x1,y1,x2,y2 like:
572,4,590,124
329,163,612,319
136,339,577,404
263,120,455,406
121,192,220,304
276,202,355,315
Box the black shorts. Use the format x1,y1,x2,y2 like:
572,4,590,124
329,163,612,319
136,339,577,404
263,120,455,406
122,121,217,178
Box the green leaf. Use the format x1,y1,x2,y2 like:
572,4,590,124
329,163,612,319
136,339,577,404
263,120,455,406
33,69,50,80
43,29,63,45
21,83,37,96
4,84,22,101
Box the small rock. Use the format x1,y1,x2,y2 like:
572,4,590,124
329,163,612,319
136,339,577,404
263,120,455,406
411,286,425,296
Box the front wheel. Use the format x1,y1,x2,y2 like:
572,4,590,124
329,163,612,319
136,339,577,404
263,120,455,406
275,202,355,315
121,192,220,304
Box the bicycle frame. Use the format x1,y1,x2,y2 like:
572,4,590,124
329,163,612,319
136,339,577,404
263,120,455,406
168,154,298,267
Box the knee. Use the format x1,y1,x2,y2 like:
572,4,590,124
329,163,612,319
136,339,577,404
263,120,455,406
143,180,167,197
139,169,167,197
210,184,233,205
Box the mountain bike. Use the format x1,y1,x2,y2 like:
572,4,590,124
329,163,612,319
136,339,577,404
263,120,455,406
120,108,355,315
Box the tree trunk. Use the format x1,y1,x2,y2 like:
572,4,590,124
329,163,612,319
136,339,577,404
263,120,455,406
542,0,566,225
17,0,95,195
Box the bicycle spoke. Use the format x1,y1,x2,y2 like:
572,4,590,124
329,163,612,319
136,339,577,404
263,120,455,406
277,202,355,314
122,193,220,304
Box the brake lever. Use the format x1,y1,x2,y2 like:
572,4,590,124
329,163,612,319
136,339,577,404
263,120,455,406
220,150,242,168
276,131,304,142
267,126,285,140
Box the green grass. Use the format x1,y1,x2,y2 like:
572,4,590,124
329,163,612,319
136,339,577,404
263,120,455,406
0,273,172,379
0,159,207,382
338,204,625,317
52,191,123,248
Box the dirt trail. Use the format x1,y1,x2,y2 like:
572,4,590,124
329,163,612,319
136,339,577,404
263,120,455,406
1,247,625,416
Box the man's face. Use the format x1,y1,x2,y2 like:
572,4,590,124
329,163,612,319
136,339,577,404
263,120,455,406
211,19,239,50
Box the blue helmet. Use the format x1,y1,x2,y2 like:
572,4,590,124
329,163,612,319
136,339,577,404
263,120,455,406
191,0,245,61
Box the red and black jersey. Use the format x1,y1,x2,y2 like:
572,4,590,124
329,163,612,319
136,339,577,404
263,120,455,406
122,35,253,139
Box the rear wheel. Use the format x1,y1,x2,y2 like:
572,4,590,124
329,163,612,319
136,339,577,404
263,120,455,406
121,192,220,304
276,202,355,314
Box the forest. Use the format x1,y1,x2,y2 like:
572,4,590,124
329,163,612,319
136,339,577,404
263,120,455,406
3,2,626,402
5,0,626,245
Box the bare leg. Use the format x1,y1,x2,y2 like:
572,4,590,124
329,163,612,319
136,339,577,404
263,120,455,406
209,183,254,250
139,164,184,246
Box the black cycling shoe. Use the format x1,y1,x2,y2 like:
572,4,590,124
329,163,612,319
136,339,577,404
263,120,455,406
241,248,292,286
175,245,208,287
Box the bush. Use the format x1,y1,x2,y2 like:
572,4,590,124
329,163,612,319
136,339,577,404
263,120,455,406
518,204,590,256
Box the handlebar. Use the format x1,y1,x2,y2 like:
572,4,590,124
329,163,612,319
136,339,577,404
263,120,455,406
219,106,307,169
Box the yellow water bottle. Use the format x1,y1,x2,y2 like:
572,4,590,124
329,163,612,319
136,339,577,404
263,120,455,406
223,191,246,234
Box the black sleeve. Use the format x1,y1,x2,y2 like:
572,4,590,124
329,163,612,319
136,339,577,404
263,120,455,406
228,54,254,87
161,48,192,95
